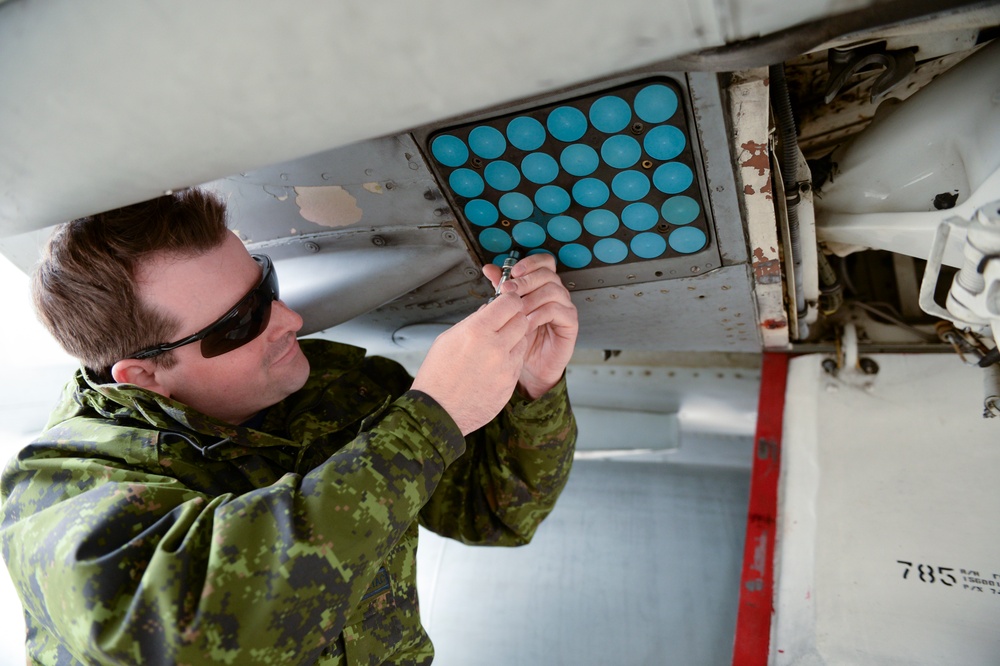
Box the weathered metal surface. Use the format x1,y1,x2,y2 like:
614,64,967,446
727,69,791,349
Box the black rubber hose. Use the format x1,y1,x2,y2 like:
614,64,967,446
768,63,808,334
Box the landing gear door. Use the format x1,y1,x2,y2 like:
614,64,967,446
767,353,1000,664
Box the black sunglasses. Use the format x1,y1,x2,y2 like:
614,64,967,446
130,254,279,360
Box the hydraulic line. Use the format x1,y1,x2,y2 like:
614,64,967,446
769,63,808,337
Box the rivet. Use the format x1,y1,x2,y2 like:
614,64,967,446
371,236,387,247
442,229,459,243
304,241,320,253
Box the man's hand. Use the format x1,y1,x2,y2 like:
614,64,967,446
484,253,579,400
411,293,529,436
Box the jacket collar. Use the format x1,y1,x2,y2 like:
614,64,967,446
49,339,371,460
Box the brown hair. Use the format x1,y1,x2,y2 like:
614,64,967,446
32,189,230,381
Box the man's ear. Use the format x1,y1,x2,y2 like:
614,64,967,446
110,358,171,397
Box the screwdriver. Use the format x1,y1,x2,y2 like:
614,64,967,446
489,250,521,303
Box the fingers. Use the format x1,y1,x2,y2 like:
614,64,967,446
520,283,578,332
510,251,556,278
411,294,529,435
477,253,578,401
478,291,528,336
482,252,556,290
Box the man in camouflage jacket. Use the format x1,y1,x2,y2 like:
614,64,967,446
0,190,578,664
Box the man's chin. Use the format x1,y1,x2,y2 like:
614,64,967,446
282,347,311,392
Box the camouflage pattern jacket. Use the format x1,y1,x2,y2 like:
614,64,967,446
0,339,576,665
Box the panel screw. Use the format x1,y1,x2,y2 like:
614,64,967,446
859,357,879,375
372,236,387,247
304,241,320,253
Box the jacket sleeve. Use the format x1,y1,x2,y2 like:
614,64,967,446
417,375,577,545
0,391,464,665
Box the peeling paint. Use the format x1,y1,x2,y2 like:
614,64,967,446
363,182,384,195
752,247,781,284
294,185,363,228
263,184,289,201
762,318,788,330
740,140,770,176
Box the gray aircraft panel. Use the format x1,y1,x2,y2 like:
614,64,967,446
418,457,750,665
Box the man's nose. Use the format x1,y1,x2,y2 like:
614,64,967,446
271,299,304,335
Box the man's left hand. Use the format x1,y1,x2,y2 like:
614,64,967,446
483,253,579,400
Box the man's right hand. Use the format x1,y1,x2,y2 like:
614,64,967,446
410,293,528,436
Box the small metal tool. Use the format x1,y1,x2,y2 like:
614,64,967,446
489,250,520,303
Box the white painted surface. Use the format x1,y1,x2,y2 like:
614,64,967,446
728,69,791,348
773,354,1000,665
816,39,1000,266
0,0,870,235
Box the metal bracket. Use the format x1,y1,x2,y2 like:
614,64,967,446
824,43,916,105
918,215,969,322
